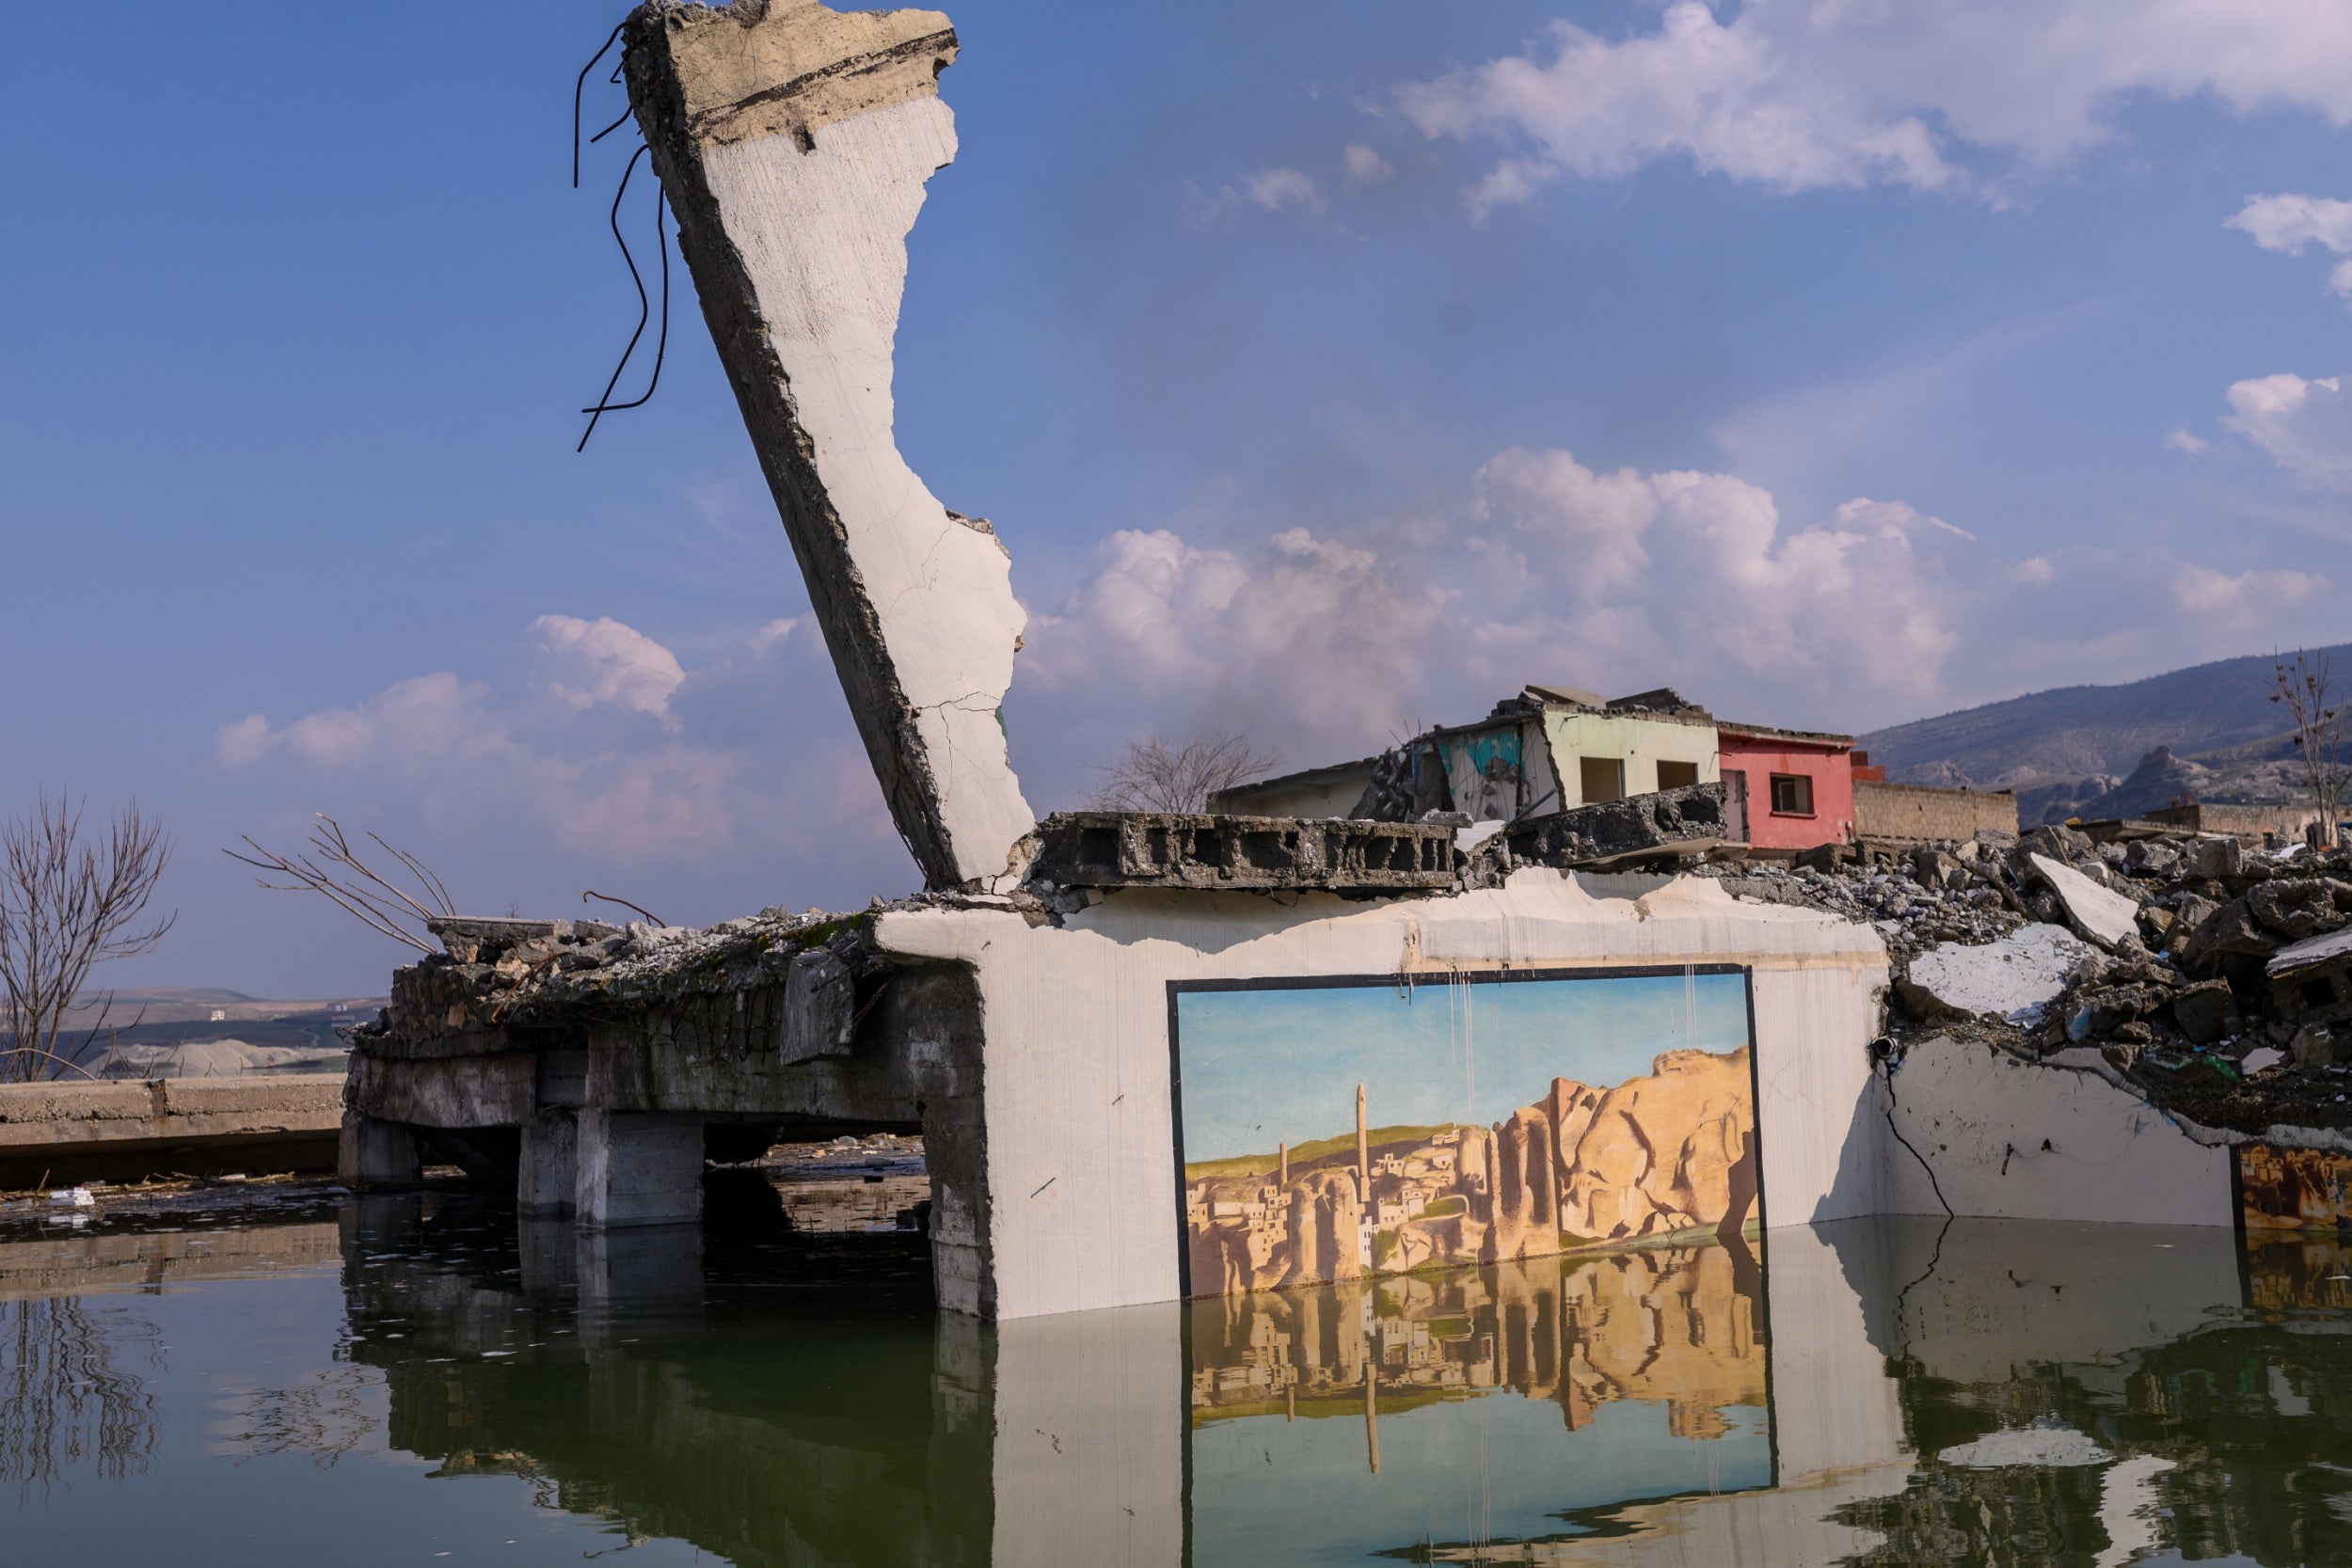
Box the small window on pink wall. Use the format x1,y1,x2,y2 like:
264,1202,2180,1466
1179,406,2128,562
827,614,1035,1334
1769,773,1815,816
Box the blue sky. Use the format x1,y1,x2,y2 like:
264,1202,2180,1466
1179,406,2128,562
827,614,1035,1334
1175,971,1750,1163
5,1,2350,994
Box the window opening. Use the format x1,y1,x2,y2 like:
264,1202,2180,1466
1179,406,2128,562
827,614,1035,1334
1769,773,1814,816
1579,757,1625,804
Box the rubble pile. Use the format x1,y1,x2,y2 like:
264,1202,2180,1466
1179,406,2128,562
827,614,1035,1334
353,911,880,1045
1701,838,2030,956
1708,827,2352,1135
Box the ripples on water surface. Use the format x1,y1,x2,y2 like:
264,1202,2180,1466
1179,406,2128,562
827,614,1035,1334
3,1172,2349,1566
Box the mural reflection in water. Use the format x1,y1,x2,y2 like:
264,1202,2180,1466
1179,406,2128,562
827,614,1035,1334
1188,1238,1774,1562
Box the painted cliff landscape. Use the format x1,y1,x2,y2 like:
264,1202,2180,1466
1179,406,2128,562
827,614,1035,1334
1176,971,1759,1298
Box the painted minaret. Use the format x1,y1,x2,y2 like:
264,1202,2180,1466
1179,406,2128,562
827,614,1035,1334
1278,1141,1289,1187
1356,1084,1370,1196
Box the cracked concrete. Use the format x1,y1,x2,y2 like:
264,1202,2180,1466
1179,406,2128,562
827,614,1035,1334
626,0,1032,890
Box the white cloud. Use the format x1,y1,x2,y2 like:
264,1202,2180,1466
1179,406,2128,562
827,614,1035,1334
1343,144,1394,184
2229,193,2352,304
2166,427,2211,454
2228,192,2352,254
2014,556,2057,585
212,617,885,866
1400,2,2352,211
2222,372,2352,487
1019,448,1978,756
528,613,687,721
1243,166,1326,213
2171,562,2327,629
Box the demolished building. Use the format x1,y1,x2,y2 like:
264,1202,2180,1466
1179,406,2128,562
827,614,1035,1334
339,0,2352,1326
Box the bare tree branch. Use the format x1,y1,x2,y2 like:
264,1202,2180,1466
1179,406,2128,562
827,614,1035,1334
0,795,175,1085
2272,647,2346,849
1093,729,1282,815
224,816,456,957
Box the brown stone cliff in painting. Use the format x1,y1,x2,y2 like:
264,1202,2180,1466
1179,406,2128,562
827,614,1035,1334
1185,1046,1757,1297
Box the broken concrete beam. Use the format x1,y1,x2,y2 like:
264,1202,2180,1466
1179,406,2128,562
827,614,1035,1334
2270,925,2352,1030
1027,813,1458,892
2025,852,2141,952
428,916,621,964
1500,781,1735,871
625,0,1033,891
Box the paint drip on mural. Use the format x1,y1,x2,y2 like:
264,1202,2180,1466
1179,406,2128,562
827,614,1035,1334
1174,969,1760,1297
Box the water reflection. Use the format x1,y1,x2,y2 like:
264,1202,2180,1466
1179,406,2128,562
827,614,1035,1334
0,1296,160,1499
8,1195,2352,1564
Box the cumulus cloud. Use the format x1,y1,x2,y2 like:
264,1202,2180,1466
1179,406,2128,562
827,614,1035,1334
1399,2,2352,211
212,616,888,867
2166,427,2211,454
1013,442,2331,768
528,614,687,721
1019,447,1986,759
1343,144,1394,184
2171,562,2327,629
2223,373,2352,488
1243,167,1326,213
2229,193,2352,302
2229,192,2352,254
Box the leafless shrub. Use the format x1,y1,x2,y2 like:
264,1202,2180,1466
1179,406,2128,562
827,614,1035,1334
1094,729,1280,814
0,796,175,1085
225,816,455,955
2273,648,2346,848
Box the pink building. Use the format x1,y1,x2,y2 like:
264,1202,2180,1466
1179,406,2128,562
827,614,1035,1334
1716,724,1856,851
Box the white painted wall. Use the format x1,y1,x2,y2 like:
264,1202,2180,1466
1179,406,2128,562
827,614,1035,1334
1878,1036,2234,1227
1540,712,1721,805
878,868,1888,1321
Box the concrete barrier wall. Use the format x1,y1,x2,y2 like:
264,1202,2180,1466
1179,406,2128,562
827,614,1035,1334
0,1072,344,1185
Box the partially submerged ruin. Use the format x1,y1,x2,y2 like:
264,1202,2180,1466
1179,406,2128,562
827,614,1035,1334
340,0,2352,1322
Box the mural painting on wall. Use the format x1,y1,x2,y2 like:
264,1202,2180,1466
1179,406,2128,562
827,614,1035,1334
1171,967,1760,1299
2237,1143,2352,1235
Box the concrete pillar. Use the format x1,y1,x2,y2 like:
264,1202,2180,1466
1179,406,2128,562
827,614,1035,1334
575,1109,704,1229
338,1111,421,1190
519,1108,579,1218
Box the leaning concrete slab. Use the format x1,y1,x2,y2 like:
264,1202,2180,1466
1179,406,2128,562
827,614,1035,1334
624,0,1032,890
2026,851,2141,952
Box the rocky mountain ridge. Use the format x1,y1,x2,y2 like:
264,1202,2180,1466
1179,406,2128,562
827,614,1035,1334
1859,644,2349,827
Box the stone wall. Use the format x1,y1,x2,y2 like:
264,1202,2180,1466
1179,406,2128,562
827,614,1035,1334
1854,780,2020,845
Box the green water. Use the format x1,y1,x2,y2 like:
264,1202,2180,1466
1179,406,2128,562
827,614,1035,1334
4,1184,2348,1566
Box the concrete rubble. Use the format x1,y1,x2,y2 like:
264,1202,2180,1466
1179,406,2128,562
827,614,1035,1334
1702,824,2352,1139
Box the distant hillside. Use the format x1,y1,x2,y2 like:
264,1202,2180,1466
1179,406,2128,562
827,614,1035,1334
1858,643,2351,827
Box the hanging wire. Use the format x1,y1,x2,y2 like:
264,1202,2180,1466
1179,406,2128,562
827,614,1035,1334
572,20,628,189
576,143,671,451
573,19,670,450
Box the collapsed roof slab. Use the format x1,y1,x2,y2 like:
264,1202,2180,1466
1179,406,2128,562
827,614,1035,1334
625,0,1033,890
